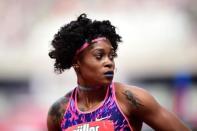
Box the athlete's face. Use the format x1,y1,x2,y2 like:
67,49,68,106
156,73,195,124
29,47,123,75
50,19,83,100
76,40,116,87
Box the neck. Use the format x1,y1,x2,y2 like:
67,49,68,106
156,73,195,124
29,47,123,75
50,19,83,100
76,84,109,109
77,84,100,91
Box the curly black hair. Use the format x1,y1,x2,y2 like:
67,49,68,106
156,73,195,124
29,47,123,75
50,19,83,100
49,13,122,73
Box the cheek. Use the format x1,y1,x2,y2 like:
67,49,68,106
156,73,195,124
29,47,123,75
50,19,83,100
80,61,101,75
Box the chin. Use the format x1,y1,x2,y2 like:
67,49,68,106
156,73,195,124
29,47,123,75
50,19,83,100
101,79,113,86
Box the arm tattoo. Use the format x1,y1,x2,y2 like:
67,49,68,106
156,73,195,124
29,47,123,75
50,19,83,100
123,90,143,109
49,97,68,125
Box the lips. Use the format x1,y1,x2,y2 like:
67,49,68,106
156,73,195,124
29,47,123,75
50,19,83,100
104,71,114,78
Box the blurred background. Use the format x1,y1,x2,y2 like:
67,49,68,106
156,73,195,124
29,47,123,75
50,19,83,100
0,0,197,130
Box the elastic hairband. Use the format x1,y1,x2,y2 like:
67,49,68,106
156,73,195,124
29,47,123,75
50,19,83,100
75,37,106,55
75,42,89,55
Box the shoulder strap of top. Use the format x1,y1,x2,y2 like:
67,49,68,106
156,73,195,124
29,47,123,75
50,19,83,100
60,87,77,126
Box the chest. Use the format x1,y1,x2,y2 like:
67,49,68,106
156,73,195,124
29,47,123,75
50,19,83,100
62,96,131,131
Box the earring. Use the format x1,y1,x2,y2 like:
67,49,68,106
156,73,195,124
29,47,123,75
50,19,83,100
73,64,79,69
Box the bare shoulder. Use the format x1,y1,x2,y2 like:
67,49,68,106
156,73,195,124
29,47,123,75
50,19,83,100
115,83,170,116
114,82,155,108
47,91,72,131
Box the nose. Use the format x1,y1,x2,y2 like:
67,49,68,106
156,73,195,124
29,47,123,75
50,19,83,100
104,57,114,69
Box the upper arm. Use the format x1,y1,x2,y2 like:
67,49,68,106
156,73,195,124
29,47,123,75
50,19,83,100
47,94,70,131
145,105,190,131
122,86,190,131
136,89,189,130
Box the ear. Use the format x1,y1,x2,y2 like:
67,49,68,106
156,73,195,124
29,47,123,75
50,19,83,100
76,59,81,66
72,57,80,65
72,56,81,70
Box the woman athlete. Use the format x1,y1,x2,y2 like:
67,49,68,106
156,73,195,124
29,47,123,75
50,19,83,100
47,14,190,131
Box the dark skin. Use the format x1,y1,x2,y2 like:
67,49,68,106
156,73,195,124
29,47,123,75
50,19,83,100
47,40,190,131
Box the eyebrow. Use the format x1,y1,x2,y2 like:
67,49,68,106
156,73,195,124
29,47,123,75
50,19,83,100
91,48,115,55
91,46,114,51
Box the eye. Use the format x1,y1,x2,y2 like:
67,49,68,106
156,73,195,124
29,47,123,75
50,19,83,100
95,53,103,60
109,51,117,60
